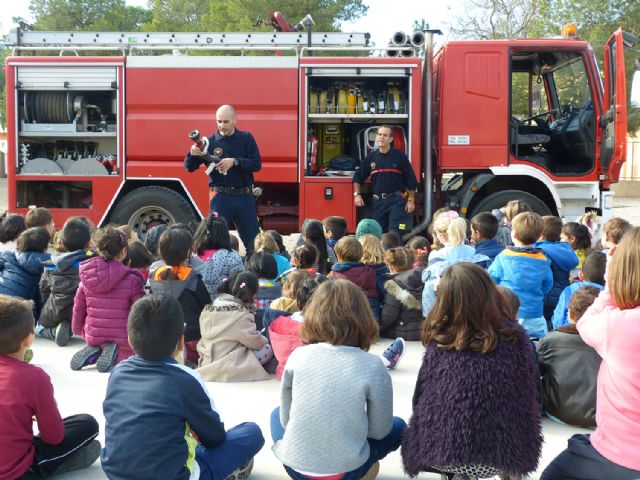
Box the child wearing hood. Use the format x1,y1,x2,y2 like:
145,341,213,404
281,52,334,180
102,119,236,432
534,216,579,328
149,227,211,365
71,226,145,372
38,217,94,346
0,227,51,319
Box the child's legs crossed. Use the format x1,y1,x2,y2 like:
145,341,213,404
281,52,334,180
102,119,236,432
33,414,99,477
196,422,264,480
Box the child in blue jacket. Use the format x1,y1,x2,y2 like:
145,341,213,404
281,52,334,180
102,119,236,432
0,227,51,319
489,212,553,339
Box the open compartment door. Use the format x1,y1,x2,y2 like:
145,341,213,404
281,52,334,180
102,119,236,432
601,28,628,187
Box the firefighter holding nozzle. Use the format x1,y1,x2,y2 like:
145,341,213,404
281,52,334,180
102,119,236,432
184,104,262,258
353,125,418,235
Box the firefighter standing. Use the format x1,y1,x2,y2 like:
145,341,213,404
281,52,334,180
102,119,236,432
353,125,418,235
184,104,261,257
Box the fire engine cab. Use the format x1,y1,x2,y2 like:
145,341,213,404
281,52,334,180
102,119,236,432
3,22,636,237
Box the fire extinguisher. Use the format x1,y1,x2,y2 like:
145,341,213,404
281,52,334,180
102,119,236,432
307,129,318,176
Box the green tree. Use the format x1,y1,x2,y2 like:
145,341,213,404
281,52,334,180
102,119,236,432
449,0,539,39
29,0,150,31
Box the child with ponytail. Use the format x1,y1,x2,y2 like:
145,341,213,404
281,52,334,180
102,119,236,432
197,271,272,382
71,226,145,372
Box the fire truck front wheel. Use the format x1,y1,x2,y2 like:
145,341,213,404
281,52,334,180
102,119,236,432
110,186,197,239
469,189,552,218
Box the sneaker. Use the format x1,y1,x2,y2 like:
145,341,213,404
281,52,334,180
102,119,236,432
36,324,56,341
225,458,254,480
55,320,72,347
70,346,101,370
23,348,34,363
361,461,380,480
53,439,101,475
96,343,119,373
381,337,406,370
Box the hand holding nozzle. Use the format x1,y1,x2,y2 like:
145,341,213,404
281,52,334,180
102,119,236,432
189,129,225,175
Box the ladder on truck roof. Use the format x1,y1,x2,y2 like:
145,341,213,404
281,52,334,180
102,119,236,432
7,28,371,55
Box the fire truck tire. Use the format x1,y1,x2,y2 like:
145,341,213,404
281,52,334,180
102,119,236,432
110,186,197,238
469,190,552,218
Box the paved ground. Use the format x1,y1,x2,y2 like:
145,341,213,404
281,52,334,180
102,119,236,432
1,177,632,479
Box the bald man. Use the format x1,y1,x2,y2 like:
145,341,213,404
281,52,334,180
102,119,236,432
185,105,262,257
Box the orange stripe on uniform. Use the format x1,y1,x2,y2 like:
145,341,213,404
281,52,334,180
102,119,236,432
502,249,548,260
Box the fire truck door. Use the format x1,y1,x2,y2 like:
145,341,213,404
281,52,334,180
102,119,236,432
601,28,628,186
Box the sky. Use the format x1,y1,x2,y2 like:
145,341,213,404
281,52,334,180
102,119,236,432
0,0,460,46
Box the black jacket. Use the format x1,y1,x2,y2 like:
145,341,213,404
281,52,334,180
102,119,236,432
537,323,601,428
149,265,211,342
39,249,95,328
379,268,424,341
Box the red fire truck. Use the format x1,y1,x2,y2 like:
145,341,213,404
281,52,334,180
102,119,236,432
3,24,636,237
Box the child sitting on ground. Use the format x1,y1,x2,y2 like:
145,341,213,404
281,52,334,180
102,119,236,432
149,227,211,366
71,226,145,372
271,279,407,480
470,212,503,263
428,214,476,266
359,234,390,311
255,231,290,277
322,215,348,259
38,217,94,346
601,217,632,253
561,221,592,279
405,235,430,269
25,207,56,242
538,286,602,428
489,211,553,339
193,215,244,297
535,216,579,326
101,294,264,480
551,251,606,329
197,271,273,382
265,229,290,260
0,213,26,252
301,219,334,274
380,247,423,341
402,263,542,479
0,295,100,479
0,227,51,319
276,242,320,285
541,227,640,480
330,236,379,317
269,272,323,380
246,251,282,309
270,268,310,313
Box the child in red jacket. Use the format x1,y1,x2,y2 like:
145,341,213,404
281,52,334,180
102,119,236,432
0,296,99,479
71,227,145,372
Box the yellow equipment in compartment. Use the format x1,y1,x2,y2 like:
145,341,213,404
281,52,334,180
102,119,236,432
318,124,344,165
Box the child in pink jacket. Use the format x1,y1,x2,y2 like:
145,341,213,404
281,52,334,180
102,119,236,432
541,226,640,480
71,227,145,372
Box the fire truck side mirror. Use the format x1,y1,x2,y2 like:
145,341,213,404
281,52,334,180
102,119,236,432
631,61,640,109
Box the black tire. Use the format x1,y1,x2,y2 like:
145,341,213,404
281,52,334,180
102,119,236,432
110,186,198,238
469,189,552,218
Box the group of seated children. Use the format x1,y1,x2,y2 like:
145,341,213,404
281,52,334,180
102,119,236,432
1,202,639,480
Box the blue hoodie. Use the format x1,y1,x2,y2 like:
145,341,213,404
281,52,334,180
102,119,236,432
551,281,604,329
475,239,504,263
489,247,553,335
534,241,579,312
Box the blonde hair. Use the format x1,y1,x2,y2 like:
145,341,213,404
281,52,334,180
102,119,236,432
608,227,640,309
512,212,544,245
254,231,279,254
434,214,467,247
359,234,385,265
384,247,415,272
504,199,532,223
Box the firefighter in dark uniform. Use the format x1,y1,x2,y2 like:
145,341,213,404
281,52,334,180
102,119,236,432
353,125,418,235
184,104,261,257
